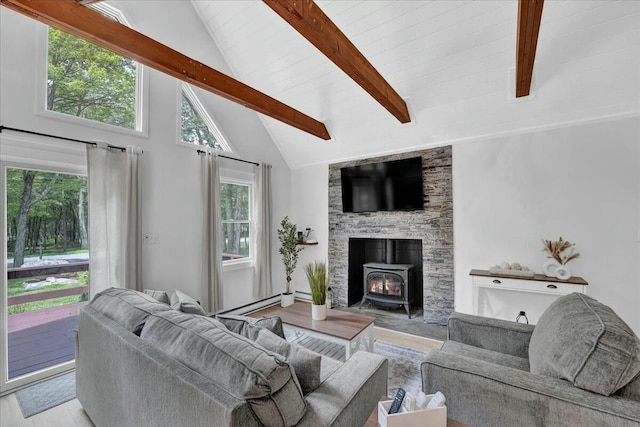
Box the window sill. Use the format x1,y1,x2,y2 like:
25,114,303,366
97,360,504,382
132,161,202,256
36,109,149,139
223,259,255,273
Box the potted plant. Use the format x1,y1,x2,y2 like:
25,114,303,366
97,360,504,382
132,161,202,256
278,216,304,307
304,261,328,320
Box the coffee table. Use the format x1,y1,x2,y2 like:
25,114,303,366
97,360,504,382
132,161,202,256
267,302,375,360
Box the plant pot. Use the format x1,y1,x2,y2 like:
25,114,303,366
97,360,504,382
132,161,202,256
312,303,326,320
281,293,295,307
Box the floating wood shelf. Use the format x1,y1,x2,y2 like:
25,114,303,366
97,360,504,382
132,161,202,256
298,242,318,246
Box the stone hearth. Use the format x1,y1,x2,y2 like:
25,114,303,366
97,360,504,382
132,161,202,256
328,146,453,324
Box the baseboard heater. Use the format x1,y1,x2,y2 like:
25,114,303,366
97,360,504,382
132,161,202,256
216,294,281,316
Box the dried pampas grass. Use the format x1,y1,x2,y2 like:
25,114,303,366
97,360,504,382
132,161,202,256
542,237,580,265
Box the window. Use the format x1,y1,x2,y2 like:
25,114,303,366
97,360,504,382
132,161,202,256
221,180,251,262
46,4,141,130
180,84,232,152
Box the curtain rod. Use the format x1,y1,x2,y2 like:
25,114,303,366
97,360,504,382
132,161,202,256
196,149,259,167
0,125,133,152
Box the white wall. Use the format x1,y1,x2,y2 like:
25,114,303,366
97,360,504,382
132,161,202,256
453,116,640,333
290,116,640,334
289,165,329,295
0,3,290,310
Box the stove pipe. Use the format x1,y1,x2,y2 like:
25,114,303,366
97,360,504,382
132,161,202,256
385,239,395,264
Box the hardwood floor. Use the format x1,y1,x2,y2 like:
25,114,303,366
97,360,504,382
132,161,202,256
0,305,442,426
0,394,93,427
374,326,442,351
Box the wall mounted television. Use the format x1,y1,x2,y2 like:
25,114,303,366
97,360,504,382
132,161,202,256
341,157,424,213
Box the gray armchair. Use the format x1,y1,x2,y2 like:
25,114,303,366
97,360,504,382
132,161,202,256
421,293,640,427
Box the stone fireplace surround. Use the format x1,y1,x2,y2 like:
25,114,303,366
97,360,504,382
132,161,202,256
328,146,453,324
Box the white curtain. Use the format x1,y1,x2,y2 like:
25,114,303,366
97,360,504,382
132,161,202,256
253,163,273,298
87,144,142,298
201,151,223,312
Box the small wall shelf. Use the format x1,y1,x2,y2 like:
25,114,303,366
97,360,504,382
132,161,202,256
297,242,318,246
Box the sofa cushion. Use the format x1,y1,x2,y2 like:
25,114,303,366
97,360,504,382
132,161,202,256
529,293,640,395
616,373,640,402
239,323,321,395
140,310,306,427
170,289,207,316
216,314,285,339
143,289,170,305
89,287,171,334
441,340,530,371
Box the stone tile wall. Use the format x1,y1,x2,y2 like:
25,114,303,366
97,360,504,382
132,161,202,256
328,146,453,324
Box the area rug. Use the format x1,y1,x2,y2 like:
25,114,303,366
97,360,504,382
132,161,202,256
15,371,76,418
374,339,428,396
288,333,428,396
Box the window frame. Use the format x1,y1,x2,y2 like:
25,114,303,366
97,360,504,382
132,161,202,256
176,82,234,153
35,4,149,137
220,172,254,269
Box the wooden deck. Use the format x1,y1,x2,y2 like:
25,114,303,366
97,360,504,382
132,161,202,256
7,302,86,379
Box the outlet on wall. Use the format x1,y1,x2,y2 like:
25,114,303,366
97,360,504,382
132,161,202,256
143,233,159,245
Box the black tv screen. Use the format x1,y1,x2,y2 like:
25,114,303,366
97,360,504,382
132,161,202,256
341,157,424,213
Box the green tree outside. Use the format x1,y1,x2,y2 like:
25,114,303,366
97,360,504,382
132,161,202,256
181,92,224,150
7,169,88,267
47,27,137,129
221,182,250,259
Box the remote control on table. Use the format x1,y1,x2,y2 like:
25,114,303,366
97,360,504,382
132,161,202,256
388,388,406,414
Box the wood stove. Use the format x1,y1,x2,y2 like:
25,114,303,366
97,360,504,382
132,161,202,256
360,262,414,318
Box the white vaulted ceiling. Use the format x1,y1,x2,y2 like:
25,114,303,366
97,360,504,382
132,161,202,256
192,1,640,168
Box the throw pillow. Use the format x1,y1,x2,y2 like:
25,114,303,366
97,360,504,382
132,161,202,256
216,314,285,339
529,293,640,395
240,323,322,395
143,289,170,305
170,289,207,316
89,287,172,334
141,310,307,427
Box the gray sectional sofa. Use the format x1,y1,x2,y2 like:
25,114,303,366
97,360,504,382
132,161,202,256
74,288,388,427
422,293,640,427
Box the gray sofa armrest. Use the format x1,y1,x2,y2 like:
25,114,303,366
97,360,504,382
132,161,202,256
447,312,535,358
298,351,388,427
422,350,640,427
77,306,260,427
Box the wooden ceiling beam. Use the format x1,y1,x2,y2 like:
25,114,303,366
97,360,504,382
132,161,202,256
0,0,331,140
516,0,544,97
264,0,411,124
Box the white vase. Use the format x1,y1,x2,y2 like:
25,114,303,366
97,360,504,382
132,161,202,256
555,265,571,280
281,293,295,307
312,303,326,320
542,260,560,277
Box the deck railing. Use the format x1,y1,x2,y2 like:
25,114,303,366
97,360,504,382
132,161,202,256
7,261,89,309
7,260,89,279
8,285,89,306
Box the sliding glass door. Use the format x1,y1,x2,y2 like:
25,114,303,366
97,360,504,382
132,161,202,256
1,165,89,393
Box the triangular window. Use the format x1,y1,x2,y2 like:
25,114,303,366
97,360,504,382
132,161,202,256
180,84,231,152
